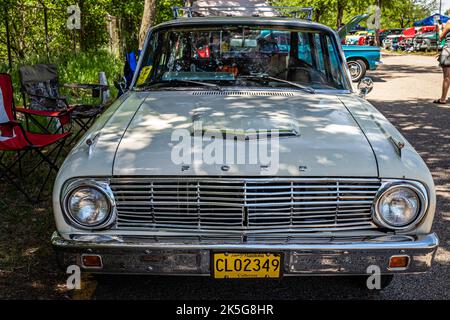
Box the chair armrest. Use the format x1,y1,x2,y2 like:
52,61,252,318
0,120,20,127
15,107,72,118
25,92,69,105
0,121,33,145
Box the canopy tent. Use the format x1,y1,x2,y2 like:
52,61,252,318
414,14,450,26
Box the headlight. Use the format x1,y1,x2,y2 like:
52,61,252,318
63,180,115,229
374,182,428,230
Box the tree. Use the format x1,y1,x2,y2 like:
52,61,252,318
336,0,350,28
139,0,157,50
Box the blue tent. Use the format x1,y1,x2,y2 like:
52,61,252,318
414,14,450,26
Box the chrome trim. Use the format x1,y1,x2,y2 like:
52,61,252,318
372,181,428,231
52,232,439,275
53,232,438,251
61,179,117,230
108,177,382,233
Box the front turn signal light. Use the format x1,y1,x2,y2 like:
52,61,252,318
389,255,410,270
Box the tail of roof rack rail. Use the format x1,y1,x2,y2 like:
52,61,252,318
172,6,314,20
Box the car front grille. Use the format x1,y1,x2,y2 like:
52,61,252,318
110,178,381,234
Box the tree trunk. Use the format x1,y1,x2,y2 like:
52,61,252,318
315,9,322,23
139,0,157,50
336,1,346,29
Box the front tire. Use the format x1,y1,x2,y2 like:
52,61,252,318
347,59,367,82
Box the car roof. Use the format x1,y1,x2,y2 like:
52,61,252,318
151,16,336,34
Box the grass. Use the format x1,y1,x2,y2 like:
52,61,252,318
0,167,69,299
0,49,124,107
0,137,81,298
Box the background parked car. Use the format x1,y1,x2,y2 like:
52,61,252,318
343,45,381,82
380,29,403,44
338,14,381,82
414,31,439,51
345,30,369,45
384,27,416,51
383,30,404,50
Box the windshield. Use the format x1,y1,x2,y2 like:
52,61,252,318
134,25,349,91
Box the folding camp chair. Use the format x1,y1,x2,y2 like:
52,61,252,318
19,64,108,143
0,73,70,203
15,65,73,134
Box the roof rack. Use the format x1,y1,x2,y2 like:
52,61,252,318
172,6,314,20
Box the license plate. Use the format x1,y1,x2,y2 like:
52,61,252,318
212,253,282,279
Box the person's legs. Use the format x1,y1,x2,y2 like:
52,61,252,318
440,67,450,102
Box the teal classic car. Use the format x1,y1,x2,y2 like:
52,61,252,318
260,15,381,82
338,14,382,82
342,45,381,82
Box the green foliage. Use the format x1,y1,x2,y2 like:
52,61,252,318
272,0,438,29
0,50,124,106
156,0,185,24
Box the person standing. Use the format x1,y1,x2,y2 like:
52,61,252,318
435,20,450,104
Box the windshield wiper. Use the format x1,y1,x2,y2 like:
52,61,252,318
140,79,222,91
239,74,315,94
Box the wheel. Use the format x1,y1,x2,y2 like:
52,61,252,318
352,275,394,291
347,59,367,82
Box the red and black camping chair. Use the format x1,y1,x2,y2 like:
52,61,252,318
0,73,71,203
15,65,73,135
19,64,108,143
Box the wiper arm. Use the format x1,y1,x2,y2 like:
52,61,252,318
239,74,315,94
140,79,222,91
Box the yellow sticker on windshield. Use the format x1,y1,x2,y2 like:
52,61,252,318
137,65,153,86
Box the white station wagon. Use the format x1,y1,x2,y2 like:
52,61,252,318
52,7,438,288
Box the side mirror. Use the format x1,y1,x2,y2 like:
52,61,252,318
358,77,374,98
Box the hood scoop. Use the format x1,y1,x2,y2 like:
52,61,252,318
191,128,299,140
190,109,301,140
192,91,295,97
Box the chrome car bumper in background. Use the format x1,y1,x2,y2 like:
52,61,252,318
52,232,439,276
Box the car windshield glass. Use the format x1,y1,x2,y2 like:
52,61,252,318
134,25,349,91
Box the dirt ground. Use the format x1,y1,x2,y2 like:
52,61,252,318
0,53,448,300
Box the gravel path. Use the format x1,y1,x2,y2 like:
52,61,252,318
89,54,449,300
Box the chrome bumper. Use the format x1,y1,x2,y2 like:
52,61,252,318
52,232,439,276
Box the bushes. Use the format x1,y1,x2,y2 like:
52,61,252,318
0,50,124,106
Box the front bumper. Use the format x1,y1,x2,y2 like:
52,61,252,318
52,232,439,276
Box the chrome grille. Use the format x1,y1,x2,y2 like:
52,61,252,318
110,178,381,233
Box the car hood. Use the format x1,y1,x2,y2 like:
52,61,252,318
338,14,370,39
113,91,378,177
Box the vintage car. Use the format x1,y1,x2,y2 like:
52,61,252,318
380,29,403,44
383,27,417,51
338,14,381,82
342,45,381,82
52,11,438,288
414,31,440,52
345,30,374,45
261,25,381,83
